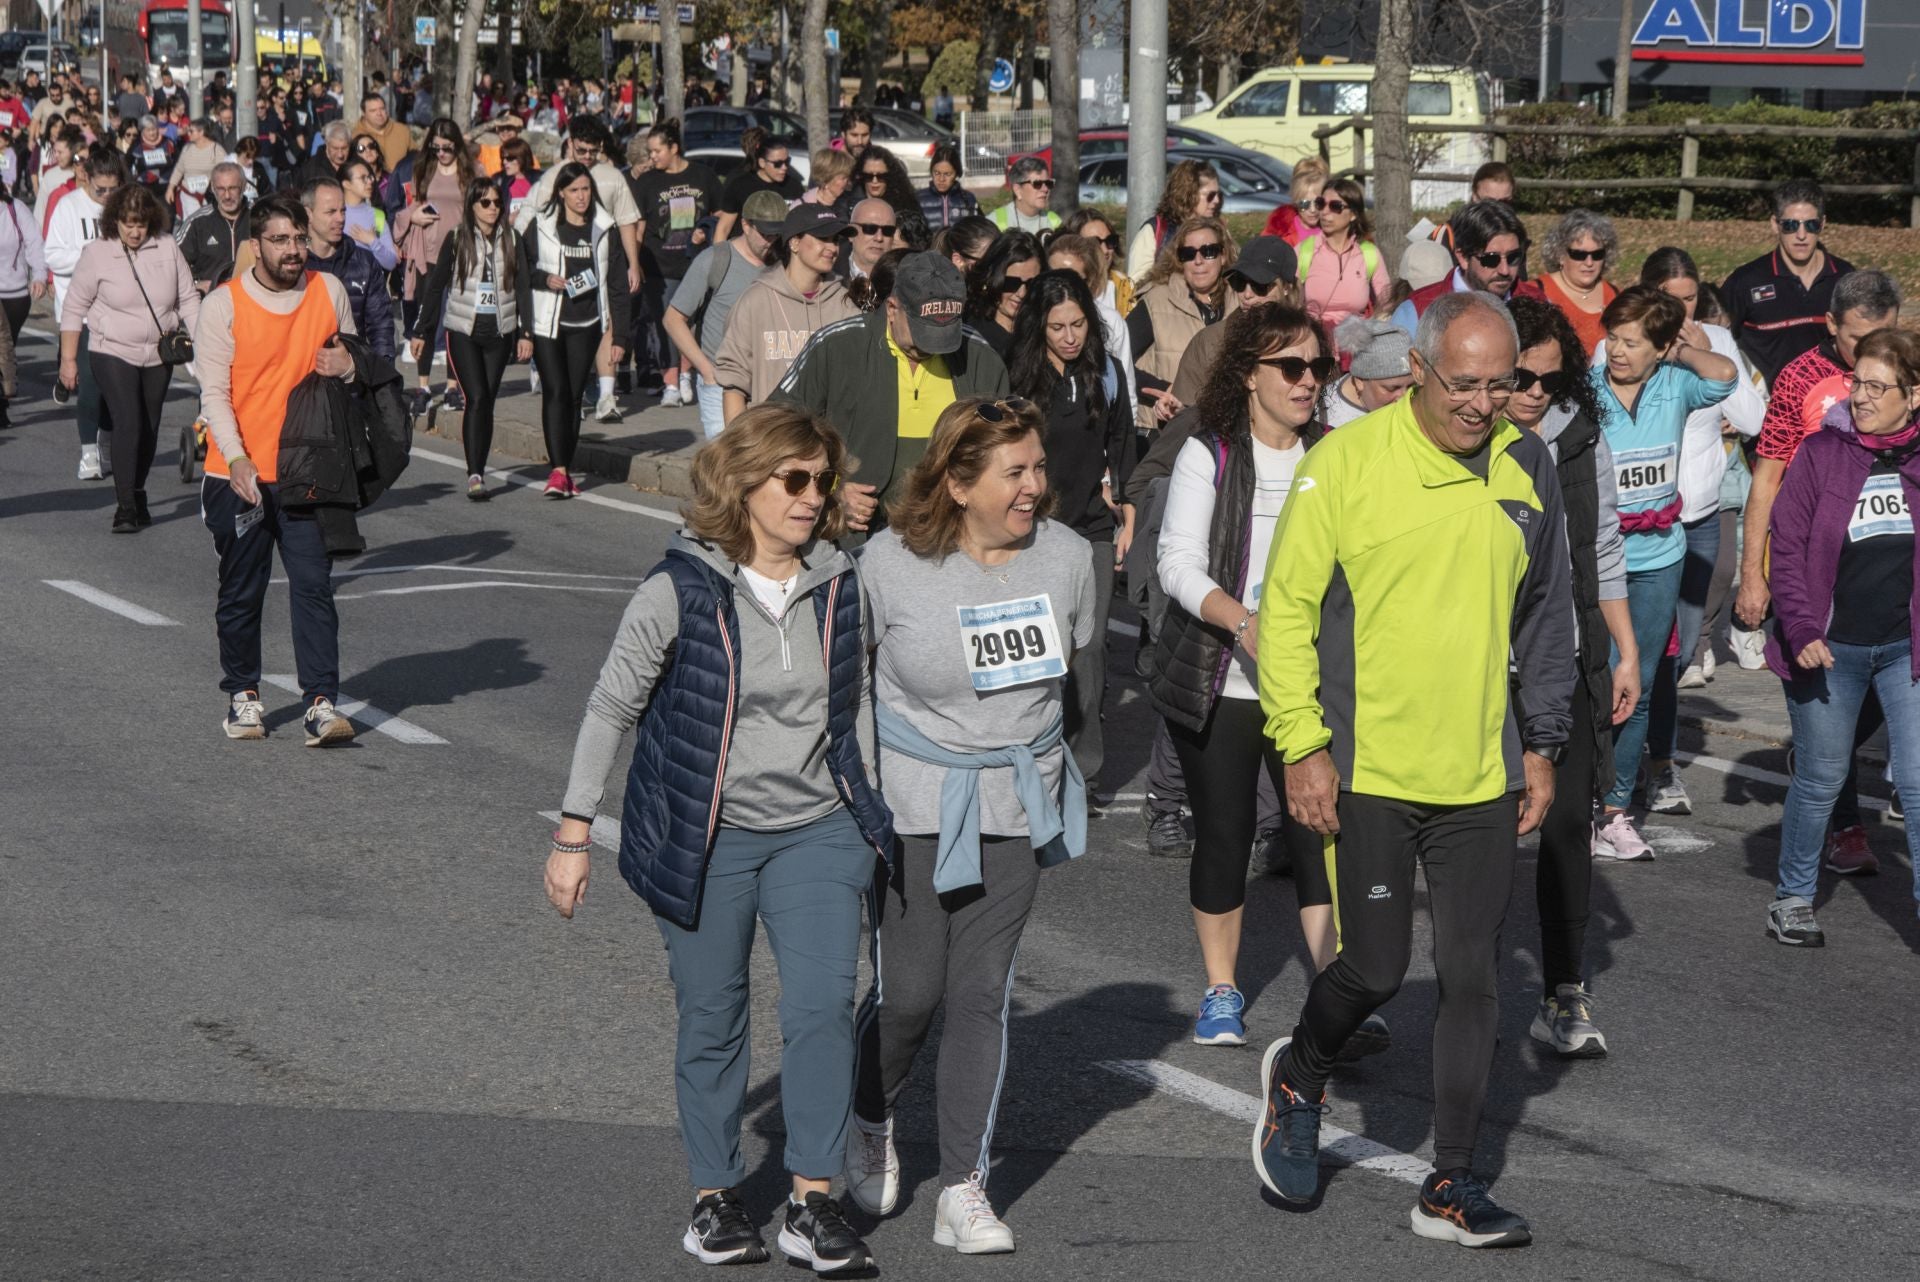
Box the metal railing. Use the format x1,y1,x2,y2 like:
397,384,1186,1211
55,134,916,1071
957,110,1053,181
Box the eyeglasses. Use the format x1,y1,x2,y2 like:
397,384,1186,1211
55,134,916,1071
1511,368,1569,397
473,197,500,208
259,232,303,249
855,221,896,237
1023,178,1055,190
1198,189,1223,204
1473,249,1525,270
1095,233,1121,252
1561,246,1605,263
1854,377,1909,400
1256,355,1337,385
1779,217,1823,235
1310,197,1350,214
1177,242,1224,263
1226,273,1276,296
995,276,1033,295
770,467,841,497
974,397,1035,422
1433,370,1520,400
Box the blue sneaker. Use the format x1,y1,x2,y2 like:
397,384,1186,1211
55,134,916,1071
1193,983,1247,1046
1253,1036,1327,1203
1410,1170,1531,1248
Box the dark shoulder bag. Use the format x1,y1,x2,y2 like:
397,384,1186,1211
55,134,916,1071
126,245,194,365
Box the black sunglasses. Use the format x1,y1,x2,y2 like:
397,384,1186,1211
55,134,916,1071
1256,355,1337,385
473,197,500,208
862,170,889,182
771,467,840,497
1177,242,1225,263
1778,217,1823,235
1023,178,1056,190
1512,368,1569,397
995,275,1033,295
974,397,1035,422
1562,246,1605,263
855,221,896,237
1473,249,1525,269
764,157,791,168
1095,233,1121,252
1310,196,1350,214
1227,272,1276,296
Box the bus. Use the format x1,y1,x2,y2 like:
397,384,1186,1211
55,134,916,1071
139,0,233,88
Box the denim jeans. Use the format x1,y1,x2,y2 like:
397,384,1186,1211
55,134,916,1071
1648,514,1721,761
1778,640,1920,905
1607,559,1685,809
694,372,725,439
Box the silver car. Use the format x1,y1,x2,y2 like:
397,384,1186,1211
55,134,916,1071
831,106,955,179
1078,146,1294,214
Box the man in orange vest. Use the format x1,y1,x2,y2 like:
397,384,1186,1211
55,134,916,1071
195,194,363,746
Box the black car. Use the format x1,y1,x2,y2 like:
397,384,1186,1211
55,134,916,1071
681,106,808,153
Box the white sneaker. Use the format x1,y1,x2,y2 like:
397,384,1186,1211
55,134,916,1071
302,697,356,747
842,1114,899,1215
677,372,694,403
1730,625,1768,670
223,690,266,740
932,1179,1014,1255
77,443,103,479
593,393,624,423
661,379,683,407
1701,650,1716,681
1677,663,1707,689
1591,811,1655,862
528,367,541,393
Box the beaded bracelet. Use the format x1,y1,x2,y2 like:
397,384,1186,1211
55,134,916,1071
551,831,592,854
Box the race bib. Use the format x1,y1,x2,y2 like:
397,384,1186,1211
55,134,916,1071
564,267,598,299
185,174,209,194
956,594,1067,692
1849,474,1913,543
1615,443,1678,507
475,282,498,314
142,147,167,167
234,503,264,538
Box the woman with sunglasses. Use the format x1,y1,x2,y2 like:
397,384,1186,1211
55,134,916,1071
852,144,917,219
1589,286,1738,862
1513,210,1620,355
1296,177,1389,353
713,129,802,243
845,397,1093,1254
1130,216,1236,429
395,120,475,416
495,136,539,224
1059,207,1133,316
917,143,979,229
1261,155,1329,247
1149,303,1350,1049
1504,296,1639,1055
411,179,530,501
546,404,891,1274
518,161,631,497
338,159,398,271
1126,159,1221,282
962,229,1041,360
1762,327,1920,947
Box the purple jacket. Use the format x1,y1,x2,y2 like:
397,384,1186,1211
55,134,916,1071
1765,403,1920,681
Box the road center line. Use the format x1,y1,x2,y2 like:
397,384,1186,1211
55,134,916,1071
335,581,637,601
262,675,448,744
408,440,683,523
324,563,643,582
42,579,181,626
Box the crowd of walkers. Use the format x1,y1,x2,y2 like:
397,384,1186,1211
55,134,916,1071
18,64,1911,1266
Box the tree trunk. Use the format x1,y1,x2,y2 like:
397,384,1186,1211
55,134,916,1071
974,3,1008,112
802,0,830,159
1215,54,1235,104
662,0,686,125
859,0,895,106
1611,0,1633,121
453,0,487,129
492,0,513,87
1016,10,1037,111
333,0,362,109
1048,0,1079,212
1371,0,1415,275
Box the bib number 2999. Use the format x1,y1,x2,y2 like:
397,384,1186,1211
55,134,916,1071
970,624,1048,668
957,594,1068,692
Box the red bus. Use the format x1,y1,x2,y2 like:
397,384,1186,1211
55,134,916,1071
138,0,233,88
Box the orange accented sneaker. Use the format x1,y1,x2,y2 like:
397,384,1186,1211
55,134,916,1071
1411,1170,1532,1248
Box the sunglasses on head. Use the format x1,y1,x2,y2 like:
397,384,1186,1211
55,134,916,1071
1227,272,1276,296
1257,355,1337,385
1310,196,1350,214
770,467,840,497
1512,368,1568,397
974,397,1035,422
1779,216,1823,235
1561,246,1605,263
855,221,896,237
1177,242,1224,263
1473,249,1525,269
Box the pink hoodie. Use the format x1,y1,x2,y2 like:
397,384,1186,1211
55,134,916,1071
59,235,201,368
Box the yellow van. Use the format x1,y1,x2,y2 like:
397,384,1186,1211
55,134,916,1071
1182,64,1487,165
257,34,330,83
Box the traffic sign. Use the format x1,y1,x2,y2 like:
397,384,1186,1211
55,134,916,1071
825,28,840,53
988,58,1015,93
414,16,436,45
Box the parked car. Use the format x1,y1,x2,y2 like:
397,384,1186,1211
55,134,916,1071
18,41,81,78
681,105,809,153
1181,63,1488,164
1077,146,1294,215
683,146,811,187
0,31,39,73
1006,124,1251,183
830,105,954,178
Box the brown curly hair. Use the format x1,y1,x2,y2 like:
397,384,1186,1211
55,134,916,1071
1154,159,1220,227
1140,215,1237,300
891,398,1058,560
1196,303,1330,433
683,404,854,562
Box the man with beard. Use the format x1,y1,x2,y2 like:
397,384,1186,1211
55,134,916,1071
194,195,363,748
1391,201,1527,337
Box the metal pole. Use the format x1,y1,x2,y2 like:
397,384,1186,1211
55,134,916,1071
1126,0,1167,247
236,0,257,136
1537,0,1551,103
189,0,204,113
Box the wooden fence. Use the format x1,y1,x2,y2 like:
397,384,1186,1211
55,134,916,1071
1313,117,1920,226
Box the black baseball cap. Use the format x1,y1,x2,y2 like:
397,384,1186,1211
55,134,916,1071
1231,236,1298,286
890,251,966,355
779,203,850,241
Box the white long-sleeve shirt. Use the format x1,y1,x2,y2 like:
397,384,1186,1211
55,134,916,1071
44,189,105,323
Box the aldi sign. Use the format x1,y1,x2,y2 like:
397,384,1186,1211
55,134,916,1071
1631,0,1867,66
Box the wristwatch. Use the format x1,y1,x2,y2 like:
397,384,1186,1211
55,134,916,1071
1525,743,1566,766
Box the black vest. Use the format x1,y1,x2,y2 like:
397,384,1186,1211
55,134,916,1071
1552,411,1614,802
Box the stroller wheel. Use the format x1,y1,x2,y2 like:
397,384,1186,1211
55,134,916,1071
178,422,197,482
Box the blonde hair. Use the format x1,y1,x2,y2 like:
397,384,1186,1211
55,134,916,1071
891,399,1057,560
1290,154,1330,204
1141,215,1237,298
810,146,854,188
683,404,853,562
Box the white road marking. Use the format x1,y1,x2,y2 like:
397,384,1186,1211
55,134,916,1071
261,675,448,744
408,440,683,523
324,563,643,583
538,810,623,851
1098,1059,1433,1187
1640,824,1717,856
1677,750,1892,814
42,580,180,626
335,580,636,601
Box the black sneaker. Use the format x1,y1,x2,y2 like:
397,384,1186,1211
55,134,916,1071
1334,1013,1392,1063
111,504,139,533
444,386,467,412
1143,803,1193,859
408,387,431,418
1251,826,1292,877
682,1188,769,1266
133,491,152,526
1252,1037,1326,1203
1410,1170,1532,1248
776,1192,872,1275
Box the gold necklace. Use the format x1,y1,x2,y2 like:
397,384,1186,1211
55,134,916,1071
1558,270,1599,302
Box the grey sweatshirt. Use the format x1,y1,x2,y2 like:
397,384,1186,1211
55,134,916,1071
1539,403,1627,603
562,533,876,829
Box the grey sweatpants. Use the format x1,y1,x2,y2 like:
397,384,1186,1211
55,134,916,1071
853,832,1040,1189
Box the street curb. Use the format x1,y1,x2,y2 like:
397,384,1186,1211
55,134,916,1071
417,409,697,500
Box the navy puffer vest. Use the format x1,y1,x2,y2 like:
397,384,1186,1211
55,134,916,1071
618,547,895,928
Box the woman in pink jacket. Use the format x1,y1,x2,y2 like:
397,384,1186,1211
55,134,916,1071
57,183,200,534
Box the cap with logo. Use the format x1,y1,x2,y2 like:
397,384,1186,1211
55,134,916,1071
1231,235,1298,286
742,189,790,234
778,203,851,242
891,251,966,356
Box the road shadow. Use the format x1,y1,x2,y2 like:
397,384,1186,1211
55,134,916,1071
341,528,518,578
0,484,118,518
367,478,458,516
340,636,544,714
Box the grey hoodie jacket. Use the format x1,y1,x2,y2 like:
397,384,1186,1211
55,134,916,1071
563,532,876,830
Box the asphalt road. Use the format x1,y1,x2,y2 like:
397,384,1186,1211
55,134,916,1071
3,324,1917,1282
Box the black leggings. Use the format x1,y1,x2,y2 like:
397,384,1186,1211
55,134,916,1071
91,351,171,507
533,323,599,472
2,292,28,343
1284,791,1515,1173
1538,678,1601,992
1166,697,1329,915
447,328,514,475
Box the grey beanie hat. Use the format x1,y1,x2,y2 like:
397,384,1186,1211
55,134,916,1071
1336,315,1414,380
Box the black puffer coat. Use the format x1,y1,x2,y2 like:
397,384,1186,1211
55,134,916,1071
275,333,411,555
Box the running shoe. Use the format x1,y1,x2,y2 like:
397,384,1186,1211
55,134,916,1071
1251,826,1292,878
466,474,488,501
678,372,695,404
443,386,466,412
543,468,570,498
776,1192,873,1275
407,387,431,418
1676,662,1708,689
1193,983,1247,1046
842,1113,898,1215
1767,895,1825,947
682,1188,769,1266
594,392,625,422
224,690,266,741
1730,625,1768,670
1252,1036,1326,1203
1529,983,1607,1058
1334,1013,1392,1063
303,697,355,747
1410,1170,1532,1248
566,474,584,497
1592,811,1654,862
662,379,683,407
111,504,139,533
1645,764,1692,815
1824,824,1878,876
1701,650,1716,681
77,443,103,479
1890,791,1905,823
1143,803,1192,859
932,1177,1015,1255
